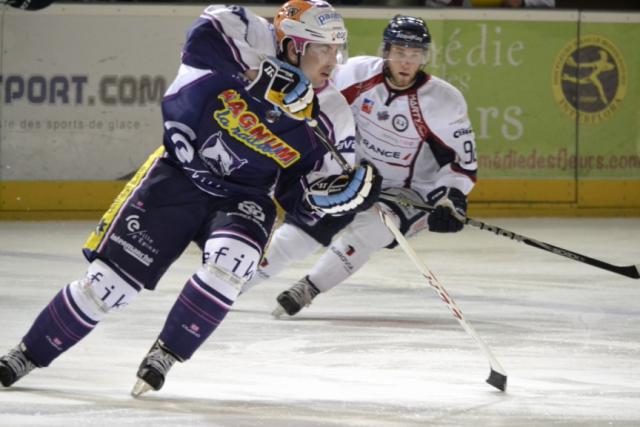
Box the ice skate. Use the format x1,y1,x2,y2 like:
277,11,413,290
272,276,320,318
0,343,37,387
131,340,179,397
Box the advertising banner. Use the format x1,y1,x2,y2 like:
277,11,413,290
0,6,638,215
349,15,581,181
0,6,200,180
346,12,639,206
569,20,640,180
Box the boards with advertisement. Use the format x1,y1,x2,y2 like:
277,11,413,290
0,6,638,218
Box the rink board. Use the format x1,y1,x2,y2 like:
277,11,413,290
2,179,638,220
0,5,639,218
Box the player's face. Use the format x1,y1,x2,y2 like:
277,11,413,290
385,45,425,89
299,43,343,87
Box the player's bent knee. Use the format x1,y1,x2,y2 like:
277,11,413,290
68,259,140,321
198,234,262,300
349,206,397,250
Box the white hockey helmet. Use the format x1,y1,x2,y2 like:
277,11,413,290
274,0,348,59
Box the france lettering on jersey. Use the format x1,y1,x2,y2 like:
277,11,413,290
161,6,355,215
333,55,477,201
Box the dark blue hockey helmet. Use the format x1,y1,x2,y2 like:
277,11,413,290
382,15,431,50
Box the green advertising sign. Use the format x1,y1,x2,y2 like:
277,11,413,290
571,23,640,179
346,15,640,183
1,7,637,218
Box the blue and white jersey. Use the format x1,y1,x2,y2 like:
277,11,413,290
182,5,276,76
161,5,355,215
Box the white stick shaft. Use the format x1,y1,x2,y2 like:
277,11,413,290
312,124,507,385
378,208,507,377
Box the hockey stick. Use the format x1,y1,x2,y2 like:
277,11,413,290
311,127,508,391
377,207,507,391
380,191,640,280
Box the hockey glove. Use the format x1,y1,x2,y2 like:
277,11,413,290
305,161,382,215
426,186,467,233
246,57,318,122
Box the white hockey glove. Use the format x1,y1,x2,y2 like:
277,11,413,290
426,186,467,233
246,57,318,122
305,161,382,215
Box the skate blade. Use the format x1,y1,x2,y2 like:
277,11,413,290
271,304,286,318
131,378,153,397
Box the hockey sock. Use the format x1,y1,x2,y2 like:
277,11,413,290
308,238,374,292
158,274,235,361
308,207,398,292
21,284,100,367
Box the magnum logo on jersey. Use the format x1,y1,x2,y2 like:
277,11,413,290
552,34,627,125
214,89,301,167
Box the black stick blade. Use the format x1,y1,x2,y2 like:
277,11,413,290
486,369,507,391
624,265,640,279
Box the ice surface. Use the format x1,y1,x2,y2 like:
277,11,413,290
1,218,639,426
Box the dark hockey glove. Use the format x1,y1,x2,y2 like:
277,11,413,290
246,56,317,122
305,161,382,215
426,186,467,233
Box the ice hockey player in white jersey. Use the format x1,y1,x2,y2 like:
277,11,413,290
242,15,478,317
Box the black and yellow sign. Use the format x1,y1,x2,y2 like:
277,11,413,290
553,34,627,125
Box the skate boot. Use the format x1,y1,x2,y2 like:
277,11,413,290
272,276,320,318
131,340,180,397
0,343,37,387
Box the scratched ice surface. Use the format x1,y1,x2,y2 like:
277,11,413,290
1,218,639,426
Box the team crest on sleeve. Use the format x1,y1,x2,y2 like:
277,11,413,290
199,131,248,176
214,89,301,167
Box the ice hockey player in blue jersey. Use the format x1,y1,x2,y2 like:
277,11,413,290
0,1,381,396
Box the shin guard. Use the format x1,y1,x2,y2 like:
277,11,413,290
158,275,234,361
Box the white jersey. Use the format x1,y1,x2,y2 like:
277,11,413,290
332,56,477,201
